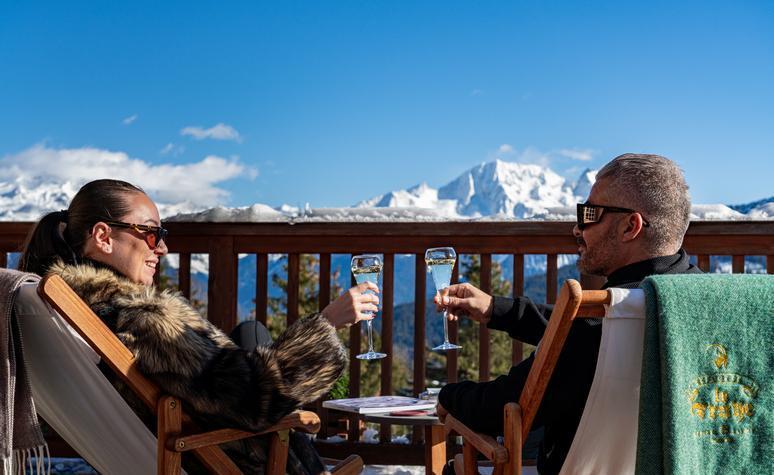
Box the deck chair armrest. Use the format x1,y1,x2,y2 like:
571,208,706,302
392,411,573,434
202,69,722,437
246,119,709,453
445,413,508,463
172,410,321,452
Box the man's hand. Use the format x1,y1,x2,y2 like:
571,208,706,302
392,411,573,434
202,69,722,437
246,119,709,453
321,282,380,329
435,402,449,423
433,283,494,324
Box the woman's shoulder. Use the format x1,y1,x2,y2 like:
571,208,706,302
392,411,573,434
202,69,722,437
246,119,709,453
47,259,146,304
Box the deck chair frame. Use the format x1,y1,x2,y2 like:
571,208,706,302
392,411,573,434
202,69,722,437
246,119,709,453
38,274,362,475
444,279,610,475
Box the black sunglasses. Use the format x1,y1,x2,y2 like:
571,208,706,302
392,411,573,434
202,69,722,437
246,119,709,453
103,220,169,249
576,203,650,230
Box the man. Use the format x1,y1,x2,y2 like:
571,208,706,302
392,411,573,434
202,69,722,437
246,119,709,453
436,154,701,474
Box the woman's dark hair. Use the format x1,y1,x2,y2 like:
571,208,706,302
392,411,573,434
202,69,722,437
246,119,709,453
18,179,145,275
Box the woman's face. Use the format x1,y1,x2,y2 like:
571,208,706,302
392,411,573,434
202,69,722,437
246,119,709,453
87,192,168,285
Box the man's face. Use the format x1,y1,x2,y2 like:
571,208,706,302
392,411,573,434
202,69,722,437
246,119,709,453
573,178,623,276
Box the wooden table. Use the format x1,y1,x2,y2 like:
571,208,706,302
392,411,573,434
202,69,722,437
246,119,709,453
363,412,446,475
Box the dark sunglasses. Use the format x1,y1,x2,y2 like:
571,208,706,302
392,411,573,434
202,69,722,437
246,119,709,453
576,203,650,230
103,220,169,249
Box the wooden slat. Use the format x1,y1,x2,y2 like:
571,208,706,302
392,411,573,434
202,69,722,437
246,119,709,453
317,253,330,440
768,255,773,274
503,403,522,475
208,236,237,332
347,265,361,442
546,253,558,304
0,252,6,268
267,430,290,475
697,254,710,273
446,259,460,384
379,253,395,443
174,411,320,451
413,253,426,396
287,253,300,325
179,252,191,299
413,253,427,445
512,254,524,366
255,253,268,325
445,414,508,463
319,253,331,311
479,254,492,382
732,255,745,273
158,396,182,474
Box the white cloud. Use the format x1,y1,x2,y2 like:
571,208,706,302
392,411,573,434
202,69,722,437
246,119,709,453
557,148,594,161
181,123,242,142
498,144,514,154
160,142,185,157
0,143,255,207
122,114,138,125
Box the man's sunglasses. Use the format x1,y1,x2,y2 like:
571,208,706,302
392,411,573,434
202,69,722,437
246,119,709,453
103,220,169,249
576,203,650,231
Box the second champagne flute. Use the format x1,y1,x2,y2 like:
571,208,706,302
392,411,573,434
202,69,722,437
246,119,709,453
350,254,386,360
426,247,462,351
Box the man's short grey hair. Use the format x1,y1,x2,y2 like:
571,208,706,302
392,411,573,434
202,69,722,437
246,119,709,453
596,153,691,254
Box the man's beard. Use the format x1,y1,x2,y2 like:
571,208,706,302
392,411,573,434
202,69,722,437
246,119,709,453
576,229,619,277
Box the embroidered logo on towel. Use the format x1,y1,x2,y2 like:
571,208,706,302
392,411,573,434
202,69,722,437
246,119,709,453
685,344,759,444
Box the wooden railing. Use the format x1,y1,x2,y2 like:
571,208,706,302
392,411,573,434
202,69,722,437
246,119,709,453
2,220,773,464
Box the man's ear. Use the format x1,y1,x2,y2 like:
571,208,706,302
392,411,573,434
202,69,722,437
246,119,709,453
621,213,646,243
90,222,114,254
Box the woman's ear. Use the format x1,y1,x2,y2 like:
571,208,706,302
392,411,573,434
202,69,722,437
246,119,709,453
89,222,114,254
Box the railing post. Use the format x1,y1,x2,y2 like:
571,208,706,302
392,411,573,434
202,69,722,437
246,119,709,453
546,254,558,304
512,254,524,366
446,259,460,384
255,254,268,326
413,253,426,445
379,253,394,443
287,253,300,325
208,236,237,332
479,254,491,382
179,252,191,300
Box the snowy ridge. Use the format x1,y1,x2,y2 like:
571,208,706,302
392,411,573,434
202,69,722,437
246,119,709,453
1,160,771,224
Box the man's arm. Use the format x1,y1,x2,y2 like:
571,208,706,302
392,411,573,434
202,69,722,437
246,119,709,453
436,282,553,346
487,296,553,346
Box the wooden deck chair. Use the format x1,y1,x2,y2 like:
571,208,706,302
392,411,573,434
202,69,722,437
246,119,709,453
445,279,636,475
33,274,363,475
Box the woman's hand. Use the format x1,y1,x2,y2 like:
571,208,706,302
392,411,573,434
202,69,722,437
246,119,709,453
321,282,380,329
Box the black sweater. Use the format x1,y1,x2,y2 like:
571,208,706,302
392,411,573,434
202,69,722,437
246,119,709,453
438,249,700,474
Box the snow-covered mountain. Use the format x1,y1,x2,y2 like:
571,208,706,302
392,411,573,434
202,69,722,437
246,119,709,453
0,175,204,221
357,160,585,219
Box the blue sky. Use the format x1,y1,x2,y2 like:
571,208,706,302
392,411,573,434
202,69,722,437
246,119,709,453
1,1,772,208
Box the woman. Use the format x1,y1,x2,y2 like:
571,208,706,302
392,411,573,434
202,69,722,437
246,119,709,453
19,179,378,474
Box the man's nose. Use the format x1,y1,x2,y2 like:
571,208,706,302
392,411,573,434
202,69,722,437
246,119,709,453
572,224,581,238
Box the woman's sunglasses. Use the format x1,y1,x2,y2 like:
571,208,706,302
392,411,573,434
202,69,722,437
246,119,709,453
103,220,169,249
576,203,650,230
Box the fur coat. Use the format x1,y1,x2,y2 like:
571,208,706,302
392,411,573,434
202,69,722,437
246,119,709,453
47,260,348,434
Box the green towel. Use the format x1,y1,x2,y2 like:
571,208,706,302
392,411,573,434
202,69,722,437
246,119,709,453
636,274,774,474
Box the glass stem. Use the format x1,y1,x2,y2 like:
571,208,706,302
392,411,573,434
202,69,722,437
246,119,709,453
443,310,450,344
367,319,375,352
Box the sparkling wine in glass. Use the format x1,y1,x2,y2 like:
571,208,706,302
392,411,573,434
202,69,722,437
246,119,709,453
425,247,461,351
351,254,386,360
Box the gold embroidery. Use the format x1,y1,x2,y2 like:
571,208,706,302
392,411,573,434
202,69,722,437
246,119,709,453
706,344,728,369
687,344,758,443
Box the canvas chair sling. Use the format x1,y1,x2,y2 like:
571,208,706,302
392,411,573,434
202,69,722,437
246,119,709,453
37,274,363,475
444,279,615,475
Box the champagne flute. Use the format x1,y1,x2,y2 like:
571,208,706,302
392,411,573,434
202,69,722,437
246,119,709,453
425,247,461,351
351,255,386,360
